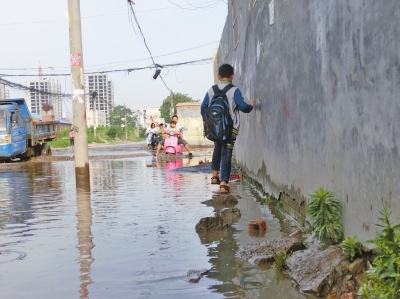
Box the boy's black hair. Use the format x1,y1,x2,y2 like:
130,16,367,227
218,64,234,78
159,123,164,126
172,115,178,119
170,120,176,125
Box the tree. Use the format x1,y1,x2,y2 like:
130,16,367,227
159,93,198,123
108,105,137,127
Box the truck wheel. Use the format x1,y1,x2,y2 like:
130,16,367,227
41,144,52,156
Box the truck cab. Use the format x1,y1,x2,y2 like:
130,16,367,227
0,99,58,160
0,106,27,158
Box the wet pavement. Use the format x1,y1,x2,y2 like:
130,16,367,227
0,142,311,299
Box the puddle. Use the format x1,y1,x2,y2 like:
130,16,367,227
0,143,312,298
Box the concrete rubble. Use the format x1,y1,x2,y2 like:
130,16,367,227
236,237,304,265
186,268,209,283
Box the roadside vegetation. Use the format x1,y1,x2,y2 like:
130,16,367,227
361,202,400,299
307,188,343,245
49,126,146,148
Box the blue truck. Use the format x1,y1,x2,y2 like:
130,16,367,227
0,98,58,160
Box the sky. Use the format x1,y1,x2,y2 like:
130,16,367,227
0,0,228,117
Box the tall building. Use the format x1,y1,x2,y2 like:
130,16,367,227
85,73,114,125
26,78,62,119
0,82,9,99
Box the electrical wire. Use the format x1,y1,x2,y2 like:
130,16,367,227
0,57,212,77
128,1,157,66
0,78,72,99
0,0,225,26
0,39,218,71
167,0,223,10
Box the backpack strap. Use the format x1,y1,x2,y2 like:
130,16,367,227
212,84,234,96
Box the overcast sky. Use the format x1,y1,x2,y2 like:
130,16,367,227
0,0,227,115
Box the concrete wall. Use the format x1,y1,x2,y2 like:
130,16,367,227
219,0,400,241
176,102,213,147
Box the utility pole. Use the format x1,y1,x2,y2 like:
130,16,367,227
92,89,97,138
124,103,127,140
68,0,90,190
170,91,174,119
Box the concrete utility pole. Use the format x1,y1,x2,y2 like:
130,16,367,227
170,91,174,119
124,103,127,140
68,0,90,189
92,90,97,138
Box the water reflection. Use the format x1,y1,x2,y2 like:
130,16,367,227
76,188,95,299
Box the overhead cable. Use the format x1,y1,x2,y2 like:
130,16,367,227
0,57,212,77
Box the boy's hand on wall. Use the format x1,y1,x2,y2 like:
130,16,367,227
248,100,255,107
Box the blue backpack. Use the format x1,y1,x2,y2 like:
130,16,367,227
204,84,234,142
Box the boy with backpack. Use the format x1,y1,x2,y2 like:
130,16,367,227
201,64,254,193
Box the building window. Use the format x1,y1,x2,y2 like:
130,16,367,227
231,0,239,48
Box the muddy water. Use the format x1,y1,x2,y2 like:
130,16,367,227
0,145,309,299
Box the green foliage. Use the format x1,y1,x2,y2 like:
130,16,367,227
49,126,145,148
108,105,137,127
273,251,290,270
307,188,343,245
361,202,400,299
159,93,198,123
340,236,363,261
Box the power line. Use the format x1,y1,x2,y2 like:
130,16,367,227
0,0,224,26
167,0,223,10
128,1,157,66
0,57,212,77
128,1,170,91
0,40,219,71
0,78,72,99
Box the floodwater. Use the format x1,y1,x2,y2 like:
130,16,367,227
0,143,309,299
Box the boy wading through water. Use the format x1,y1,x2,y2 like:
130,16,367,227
201,64,254,193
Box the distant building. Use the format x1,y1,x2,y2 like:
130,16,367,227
0,82,9,99
141,107,163,128
26,78,62,119
86,109,107,127
85,73,114,125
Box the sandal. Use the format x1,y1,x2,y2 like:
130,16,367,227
211,176,220,184
219,184,230,193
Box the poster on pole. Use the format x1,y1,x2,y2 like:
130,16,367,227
70,53,82,66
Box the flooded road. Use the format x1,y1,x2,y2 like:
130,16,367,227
0,143,309,299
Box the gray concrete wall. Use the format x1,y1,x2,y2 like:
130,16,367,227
219,0,400,241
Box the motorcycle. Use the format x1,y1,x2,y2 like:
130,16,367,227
163,130,183,155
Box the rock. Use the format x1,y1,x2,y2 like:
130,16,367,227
340,292,354,299
201,195,238,207
286,247,348,297
289,230,302,237
186,268,209,283
354,273,364,287
220,208,241,224
361,243,377,253
236,237,304,265
195,216,228,232
346,280,355,292
327,290,338,299
348,258,366,275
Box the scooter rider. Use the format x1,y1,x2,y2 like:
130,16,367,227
154,120,191,156
171,115,192,156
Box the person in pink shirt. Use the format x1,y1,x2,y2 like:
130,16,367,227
69,129,74,146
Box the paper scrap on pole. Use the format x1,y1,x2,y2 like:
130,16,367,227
73,89,85,103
